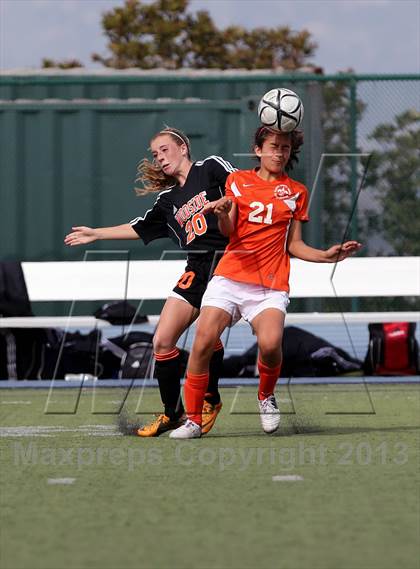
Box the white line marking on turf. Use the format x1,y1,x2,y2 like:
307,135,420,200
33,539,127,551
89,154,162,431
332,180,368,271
47,478,76,485
1,401,32,405
272,475,304,482
0,425,121,438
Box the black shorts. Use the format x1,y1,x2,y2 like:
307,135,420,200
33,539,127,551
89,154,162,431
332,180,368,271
172,252,222,310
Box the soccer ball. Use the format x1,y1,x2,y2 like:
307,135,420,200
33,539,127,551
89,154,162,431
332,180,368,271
258,88,304,132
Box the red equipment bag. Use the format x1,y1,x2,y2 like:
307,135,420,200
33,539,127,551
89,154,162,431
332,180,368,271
364,322,419,376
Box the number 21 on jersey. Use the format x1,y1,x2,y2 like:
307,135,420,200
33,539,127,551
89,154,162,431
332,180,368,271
248,201,273,225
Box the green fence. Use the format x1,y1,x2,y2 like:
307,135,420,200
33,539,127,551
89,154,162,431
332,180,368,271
0,71,320,101
0,93,321,262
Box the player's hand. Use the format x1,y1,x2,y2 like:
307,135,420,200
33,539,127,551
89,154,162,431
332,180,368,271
324,241,362,262
202,197,232,216
201,201,217,215
214,198,232,216
64,226,97,246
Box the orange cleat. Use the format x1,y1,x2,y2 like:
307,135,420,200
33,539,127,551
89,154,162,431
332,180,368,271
201,401,223,435
136,414,185,437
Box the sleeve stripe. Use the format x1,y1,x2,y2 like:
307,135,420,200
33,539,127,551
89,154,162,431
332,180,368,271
230,181,242,197
156,187,175,199
212,155,236,172
130,186,174,225
195,155,237,173
167,224,182,247
130,208,153,223
212,155,237,173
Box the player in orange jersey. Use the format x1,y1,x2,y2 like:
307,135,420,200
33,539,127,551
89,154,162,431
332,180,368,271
169,126,362,439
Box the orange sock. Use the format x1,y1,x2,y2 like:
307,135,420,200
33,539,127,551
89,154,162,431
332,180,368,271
214,339,224,352
258,358,281,400
154,347,180,362
184,372,209,426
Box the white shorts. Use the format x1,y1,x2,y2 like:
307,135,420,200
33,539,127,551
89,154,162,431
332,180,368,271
168,290,190,304
201,275,290,326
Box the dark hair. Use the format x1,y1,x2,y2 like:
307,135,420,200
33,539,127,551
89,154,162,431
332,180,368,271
253,126,304,171
135,127,191,195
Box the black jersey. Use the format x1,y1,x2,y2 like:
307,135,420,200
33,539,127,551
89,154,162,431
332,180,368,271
130,156,235,253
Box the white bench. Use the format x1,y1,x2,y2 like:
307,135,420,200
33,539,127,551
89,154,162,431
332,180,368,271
18,256,419,301
7,256,418,327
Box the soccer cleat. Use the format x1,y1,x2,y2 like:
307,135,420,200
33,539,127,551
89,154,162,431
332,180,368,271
201,400,223,435
258,395,281,434
136,414,185,437
169,419,202,439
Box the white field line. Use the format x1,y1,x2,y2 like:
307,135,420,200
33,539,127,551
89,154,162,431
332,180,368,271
272,475,304,481
48,478,76,485
1,401,32,405
0,425,121,438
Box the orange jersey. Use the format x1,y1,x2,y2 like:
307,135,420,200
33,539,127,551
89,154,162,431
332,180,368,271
214,169,309,292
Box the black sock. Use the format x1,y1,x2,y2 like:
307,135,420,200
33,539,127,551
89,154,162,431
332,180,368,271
154,354,184,420
206,346,224,405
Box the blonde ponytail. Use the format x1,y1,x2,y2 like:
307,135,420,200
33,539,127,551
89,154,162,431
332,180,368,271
135,158,176,195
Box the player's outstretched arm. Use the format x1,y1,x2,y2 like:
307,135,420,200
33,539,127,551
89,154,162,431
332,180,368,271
64,224,139,246
202,197,237,237
287,221,362,262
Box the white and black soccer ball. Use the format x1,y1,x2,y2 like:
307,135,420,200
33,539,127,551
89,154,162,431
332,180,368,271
258,88,304,132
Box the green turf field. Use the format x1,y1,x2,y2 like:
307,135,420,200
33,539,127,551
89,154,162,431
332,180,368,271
1,385,419,569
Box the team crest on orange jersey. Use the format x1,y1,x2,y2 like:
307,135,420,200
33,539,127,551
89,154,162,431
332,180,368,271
274,184,292,199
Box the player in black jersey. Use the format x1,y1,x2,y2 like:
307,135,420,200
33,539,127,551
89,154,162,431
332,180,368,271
64,127,235,436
